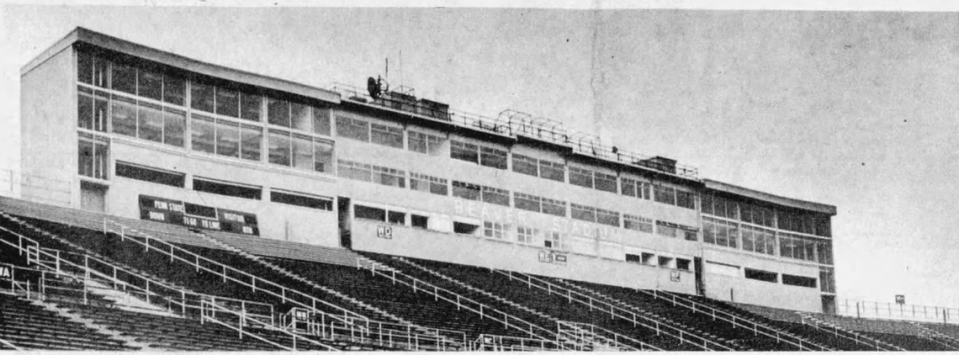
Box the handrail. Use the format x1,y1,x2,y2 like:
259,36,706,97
469,334,554,352
101,219,366,323
100,219,463,347
557,321,663,351
798,313,903,351
392,256,658,351
284,307,459,351
355,257,561,348
0,337,21,351
838,298,959,324
202,300,338,351
913,323,959,350
570,280,828,351
494,269,733,351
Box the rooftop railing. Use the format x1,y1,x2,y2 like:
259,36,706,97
329,84,699,179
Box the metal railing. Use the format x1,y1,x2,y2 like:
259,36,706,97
283,307,460,351
557,321,663,351
328,84,699,180
101,219,461,351
468,334,558,352
581,283,829,351
912,323,959,350
494,270,733,351
355,257,562,349
837,298,959,325
798,313,903,351
201,300,337,351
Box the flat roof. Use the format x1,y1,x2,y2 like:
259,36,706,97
21,27,340,104
704,179,837,215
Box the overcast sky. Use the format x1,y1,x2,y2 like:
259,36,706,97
1,2,958,308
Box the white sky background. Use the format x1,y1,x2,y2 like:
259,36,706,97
1,1,959,308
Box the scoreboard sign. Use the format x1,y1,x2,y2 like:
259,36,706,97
139,195,259,236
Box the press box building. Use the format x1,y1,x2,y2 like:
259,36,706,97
15,27,838,314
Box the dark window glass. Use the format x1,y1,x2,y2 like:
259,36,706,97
138,70,163,101
354,205,386,221
408,131,428,153
313,139,333,173
112,63,137,95
78,140,93,177
621,179,636,197
193,178,261,200
744,268,778,283
268,98,291,127
411,215,429,229
291,103,312,132
270,191,332,210
452,181,481,201
190,115,216,154
654,186,676,205
137,102,164,143
163,108,186,147
191,82,215,113
542,199,566,217
163,76,185,106
676,190,696,209
313,108,331,136
93,94,109,133
115,162,185,187
215,87,239,117
240,125,262,161
481,187,510,206
215,120,240,157
292,134,313,171
111,96,137,137
625,254,641,263
571,204,596,222
596,210,620,227
782,274,817,288
78,92,93,130
268,130,291,166
540,161,565,182
388,211,406,225
568,167,593,188
701,193,714,215
185,203,217,218
453,222,479,235
371,123,404,148
78,51,93,84
512,154,538,177
677,259,692,271
450,140,479,163
594,172,617,193
335,116,369,142
240,92,261,122
479,147,508,170
514,194,541,213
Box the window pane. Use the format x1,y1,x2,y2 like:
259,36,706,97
568,167,593,188
112,63,137,95
313,139,333,173
215,87,239,117
542,200,566,217
78,51,93,84
94,141,109,179
240,125,262,161
94,95,109,132
450,140,478,163
93,56,109,88
78,93,93,130
163,76,185,106
291,103,312,132
191,116,216,154
78,140,93,177
268,98,290,127
111,96,137,137
240,92,261,122
313,108,331,136
191,82,215,113
138,70,163,101
371,124,404,148
479,147,507,169
163,108,185,147
409,131,428,153
512,154,538,177
292,134,313,171
137,102,164,143
540,161,565,182
268,130,291,166
216,120,240,157
621,179,636,197
594,173,617,193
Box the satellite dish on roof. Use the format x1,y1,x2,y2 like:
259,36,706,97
367,76,382,99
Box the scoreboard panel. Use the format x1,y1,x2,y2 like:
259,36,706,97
138,195,259,236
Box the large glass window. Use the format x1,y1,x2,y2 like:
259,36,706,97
409,131,443,155
78,89,95,130
594,172,617,193
112,63,137,95
239,124,261,161
571,203,596,223
162,108,185,147
291,103,312,132
271,190,333,211
568,167,593,188
191,82,216,113
654,185,676,205
450,140,479,163
215,119,240,158
371,123,404,148
373,165,406,188
111,95,137,137
313,139,333,173
137,69,163,101
656,221,678,238
410,173,447,196
479,147,508,170
267,129,292,166
511,154,538,177
215,87,240,118
452,181,481,201
313,108,331,136
542,198,567,217
481,186,510,206
624,214,653,233
190,115,216,154
78,134,109,180
335,116,370,142
239,92,261,122
268,98,291,127
137,102,164,143
539,160,565,182
596,208,620,227
163,76,185,106
676,190,696,209
337,160,372,181
514,192,541,212
292,134,313,171
78,51,93,85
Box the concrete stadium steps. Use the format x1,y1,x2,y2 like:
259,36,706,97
394,257,707,351
269,257,533,342
668,292,876,351
0,293,135,351
0,196,361,268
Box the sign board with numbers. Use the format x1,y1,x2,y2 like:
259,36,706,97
139,195,259,236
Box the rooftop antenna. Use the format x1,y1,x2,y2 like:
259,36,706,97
367,58,391,100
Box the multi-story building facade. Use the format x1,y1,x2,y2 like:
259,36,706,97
17,27,837,313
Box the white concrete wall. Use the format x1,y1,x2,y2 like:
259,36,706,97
702,246,823,312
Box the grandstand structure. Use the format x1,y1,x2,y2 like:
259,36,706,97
0,26,955,351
